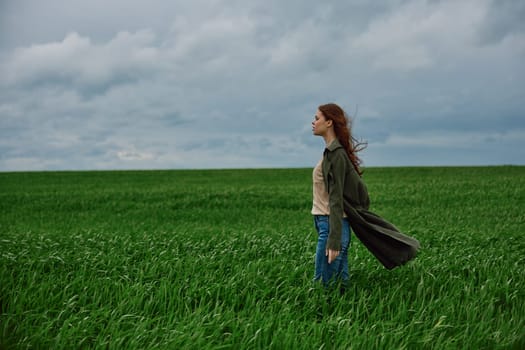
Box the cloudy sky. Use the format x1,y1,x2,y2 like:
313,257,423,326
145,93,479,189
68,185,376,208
1,0,524,171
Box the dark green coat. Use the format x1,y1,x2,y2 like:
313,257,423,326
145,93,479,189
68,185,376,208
322,139,420,269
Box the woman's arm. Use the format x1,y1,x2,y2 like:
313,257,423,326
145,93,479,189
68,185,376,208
326,150,347,258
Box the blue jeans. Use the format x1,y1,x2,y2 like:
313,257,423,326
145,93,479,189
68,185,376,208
313,215,351,287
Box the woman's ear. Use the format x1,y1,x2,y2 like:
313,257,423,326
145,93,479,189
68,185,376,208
326,119,333,128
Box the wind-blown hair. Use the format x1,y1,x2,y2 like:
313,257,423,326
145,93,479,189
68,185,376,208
318,103,367,176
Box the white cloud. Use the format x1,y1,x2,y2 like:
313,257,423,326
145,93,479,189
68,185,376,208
2,30,162,90
116,149,155,162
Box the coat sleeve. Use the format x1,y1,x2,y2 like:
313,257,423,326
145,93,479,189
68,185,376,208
326,150,346,251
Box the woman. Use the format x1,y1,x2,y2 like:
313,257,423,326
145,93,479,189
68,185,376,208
311,103,420,289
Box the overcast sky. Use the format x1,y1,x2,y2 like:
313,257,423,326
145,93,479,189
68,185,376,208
1,0,524,171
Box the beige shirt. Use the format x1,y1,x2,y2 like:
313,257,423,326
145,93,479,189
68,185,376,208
312,158,330,215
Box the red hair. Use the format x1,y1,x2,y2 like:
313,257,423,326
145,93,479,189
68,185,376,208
318,103,367,176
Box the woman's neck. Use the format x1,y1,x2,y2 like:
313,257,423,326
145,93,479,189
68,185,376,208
323,134,337,147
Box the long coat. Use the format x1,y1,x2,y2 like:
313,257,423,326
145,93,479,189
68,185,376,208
322,139,420,269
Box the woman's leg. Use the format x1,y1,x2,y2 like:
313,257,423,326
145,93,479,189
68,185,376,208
337,218,351,285
314,216,330,283
313,216,351,287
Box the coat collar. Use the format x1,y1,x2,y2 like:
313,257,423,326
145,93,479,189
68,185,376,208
325,138,343,153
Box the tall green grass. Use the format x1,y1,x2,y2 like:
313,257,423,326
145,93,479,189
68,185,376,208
1,167,524,349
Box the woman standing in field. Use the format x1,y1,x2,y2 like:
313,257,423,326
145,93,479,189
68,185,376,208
311,103,420,291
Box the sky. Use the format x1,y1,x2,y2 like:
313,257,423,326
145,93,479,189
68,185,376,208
0,0,524,171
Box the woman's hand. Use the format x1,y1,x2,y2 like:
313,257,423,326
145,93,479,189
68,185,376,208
326,249,340,264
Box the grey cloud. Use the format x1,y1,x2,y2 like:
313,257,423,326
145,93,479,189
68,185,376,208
0,0,177,49
156,112,187,128
0,0,524,170
478,0,525,44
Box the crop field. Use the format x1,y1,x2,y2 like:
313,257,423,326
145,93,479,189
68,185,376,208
1,166,524,349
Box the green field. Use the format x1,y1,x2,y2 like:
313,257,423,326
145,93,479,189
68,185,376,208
1,167,524,349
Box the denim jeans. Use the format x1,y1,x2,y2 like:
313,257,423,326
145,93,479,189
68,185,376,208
313,215,351,287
